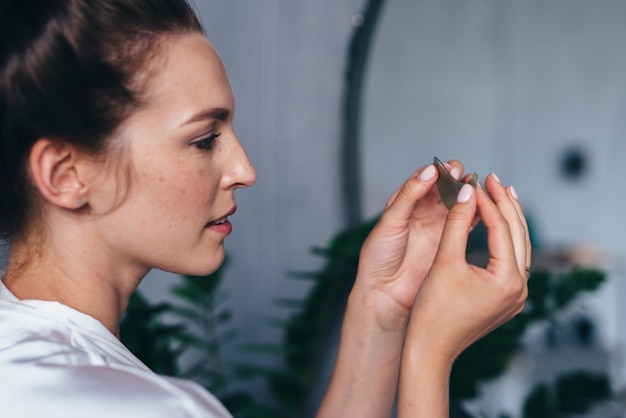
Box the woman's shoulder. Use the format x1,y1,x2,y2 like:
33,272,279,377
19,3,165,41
0,361,232,417
0,298,232,417
0,296,119,365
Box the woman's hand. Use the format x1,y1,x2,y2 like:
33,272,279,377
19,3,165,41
398,173,530,417
352,160,467,329
318,160,471,418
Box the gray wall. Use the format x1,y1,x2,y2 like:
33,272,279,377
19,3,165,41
362,0,626,255
361,1,626,416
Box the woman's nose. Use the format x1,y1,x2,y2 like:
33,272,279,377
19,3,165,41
227,137,257,189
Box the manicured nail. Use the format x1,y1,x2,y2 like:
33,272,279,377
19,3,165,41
491,173,501,183
509,185,519,200
457,183,474,203
450,166,461,179
419,164,436,181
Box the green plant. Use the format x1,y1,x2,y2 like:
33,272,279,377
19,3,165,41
169,265,234,396
119,291,185,376
175,261,281,417
522,371,611,418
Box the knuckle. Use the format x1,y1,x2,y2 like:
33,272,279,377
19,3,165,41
446,206,472,224
446,210,465,223
384,190,400,210
398,178,421,200
518,281,529,303
501,271,527,299
512,278,528,311
494,209,509,226
514,299,527,316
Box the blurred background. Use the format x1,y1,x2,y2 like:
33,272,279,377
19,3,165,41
5,0,626,416
359,2,626,415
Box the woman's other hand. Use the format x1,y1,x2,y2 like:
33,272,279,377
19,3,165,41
398,173,530,417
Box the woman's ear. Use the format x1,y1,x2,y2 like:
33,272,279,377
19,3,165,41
28,138,89,209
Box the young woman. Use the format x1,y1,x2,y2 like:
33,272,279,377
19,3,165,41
0,0,530,416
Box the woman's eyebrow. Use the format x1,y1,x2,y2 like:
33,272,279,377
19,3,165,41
180,107,230,127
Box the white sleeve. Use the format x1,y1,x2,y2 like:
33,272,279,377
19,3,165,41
0,363,233,418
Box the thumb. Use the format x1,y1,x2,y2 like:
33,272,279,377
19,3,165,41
436,184,477,262
380,164,438,227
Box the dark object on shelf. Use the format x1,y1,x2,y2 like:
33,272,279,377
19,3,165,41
559,144,589,181
573,315,595,347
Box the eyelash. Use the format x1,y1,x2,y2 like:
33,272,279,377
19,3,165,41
193,132,221,151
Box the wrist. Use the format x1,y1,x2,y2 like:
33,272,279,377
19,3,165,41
403,310,457,372
403,335,455,375
399,338,453,418
347,283,411,335
319,283,412,417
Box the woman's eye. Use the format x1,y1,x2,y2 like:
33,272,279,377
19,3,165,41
193,133,221,151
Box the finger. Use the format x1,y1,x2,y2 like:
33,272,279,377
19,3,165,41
474,184,518,275
443,159,465,181
484,174,529,277
385,160,465,211
434,183,477,263
381,164,439,225
460,173,475,184
506,185,532,277
385,165,431,210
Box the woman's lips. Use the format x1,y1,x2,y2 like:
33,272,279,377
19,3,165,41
206,219,232,235
205,206,236,235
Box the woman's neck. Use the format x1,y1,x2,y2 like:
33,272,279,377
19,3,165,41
3,235,148,337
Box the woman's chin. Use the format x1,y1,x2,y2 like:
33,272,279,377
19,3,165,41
185,253,226,277
155,251,225,278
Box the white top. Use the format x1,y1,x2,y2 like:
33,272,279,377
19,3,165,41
0,281,232,418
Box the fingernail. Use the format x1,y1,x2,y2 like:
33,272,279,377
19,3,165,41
509,185,519,200
491,173,501,183
419,164,436,181
450,166,461,179
457,183,474,203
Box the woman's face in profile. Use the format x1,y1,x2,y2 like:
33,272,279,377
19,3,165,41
88,34,256,277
